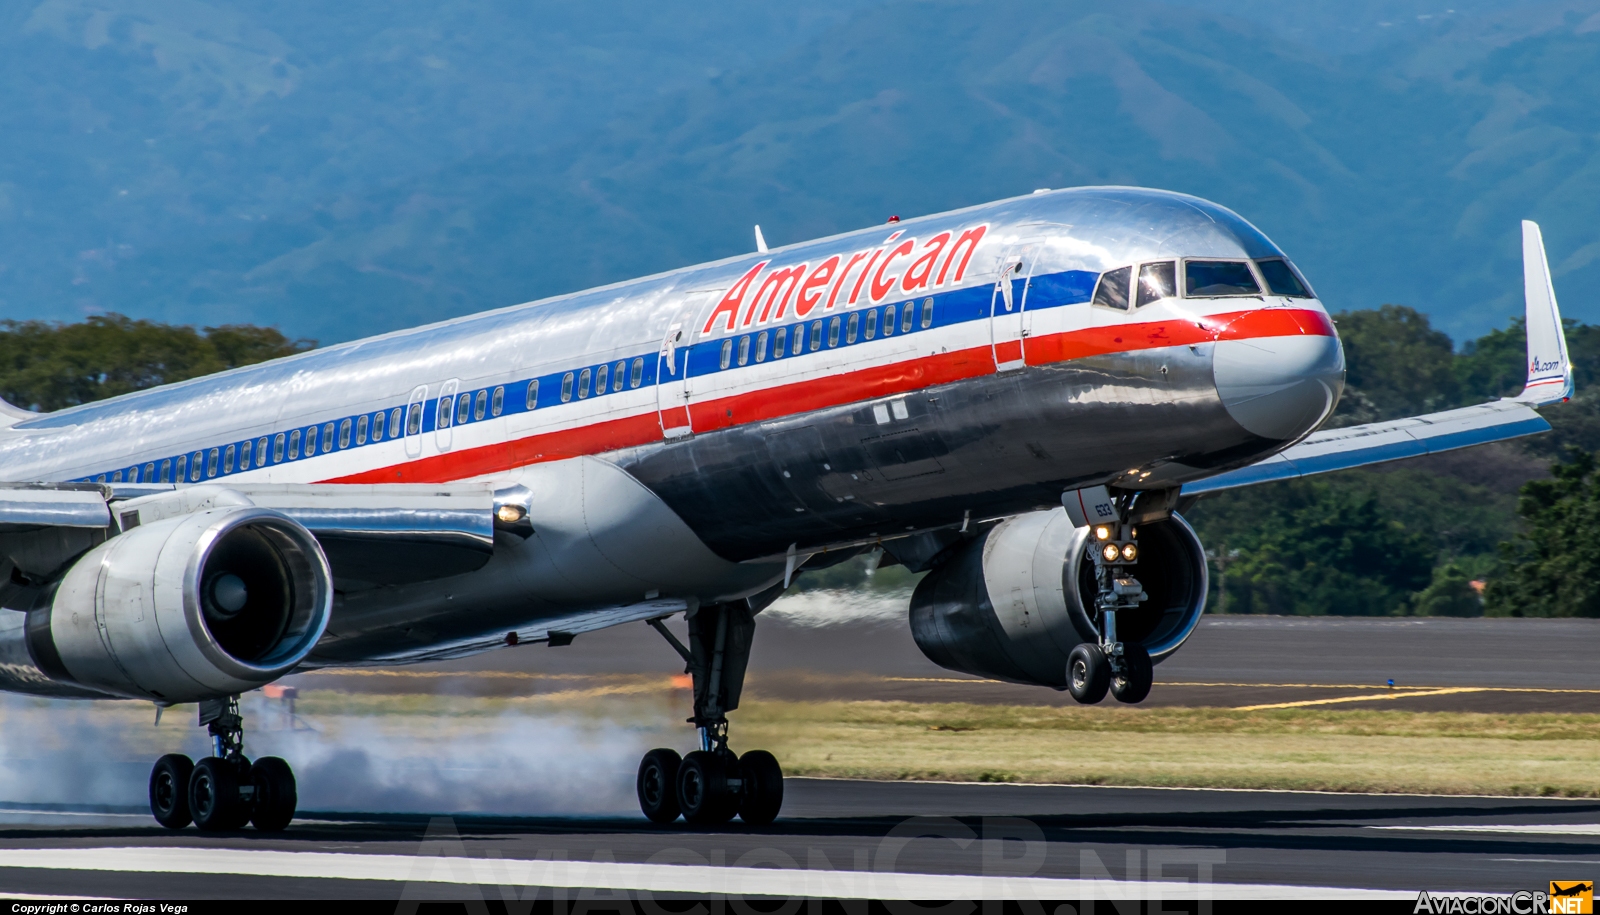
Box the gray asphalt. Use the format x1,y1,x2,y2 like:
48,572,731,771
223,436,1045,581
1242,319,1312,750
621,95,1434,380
0,779,1594,899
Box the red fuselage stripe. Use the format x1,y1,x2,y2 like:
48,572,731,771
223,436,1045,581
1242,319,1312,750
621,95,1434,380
325,308,1335,485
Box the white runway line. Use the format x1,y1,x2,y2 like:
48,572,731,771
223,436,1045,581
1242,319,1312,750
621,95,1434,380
1372,824,1600,835
0,846,1419,900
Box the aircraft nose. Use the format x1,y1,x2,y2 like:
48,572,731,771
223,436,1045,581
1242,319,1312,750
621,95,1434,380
1212,315,1345,442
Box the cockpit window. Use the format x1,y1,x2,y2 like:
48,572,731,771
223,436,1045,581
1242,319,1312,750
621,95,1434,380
1136,262,1176,308
1255,258,1312,298
1092,266,1132,310
1185,260,1261,297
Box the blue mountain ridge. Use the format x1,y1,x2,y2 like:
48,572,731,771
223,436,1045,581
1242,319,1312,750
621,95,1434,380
1,0,1596,344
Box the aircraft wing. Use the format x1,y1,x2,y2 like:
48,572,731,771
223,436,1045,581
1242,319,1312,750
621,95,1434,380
1183,220,1573,497
0,480,527,591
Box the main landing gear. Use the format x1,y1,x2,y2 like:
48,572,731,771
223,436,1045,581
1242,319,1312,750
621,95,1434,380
637,600,784,827
1068,507,1155,706
148,695,297,832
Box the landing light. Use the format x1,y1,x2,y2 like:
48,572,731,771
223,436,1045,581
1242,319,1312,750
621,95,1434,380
1101,543,1121,563
1121,543,1138,562
1094,525,1112,541
496,504,527,524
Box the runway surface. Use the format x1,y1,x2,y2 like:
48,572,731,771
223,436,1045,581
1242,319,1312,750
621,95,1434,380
292,608,1600,713
0,779,1595,899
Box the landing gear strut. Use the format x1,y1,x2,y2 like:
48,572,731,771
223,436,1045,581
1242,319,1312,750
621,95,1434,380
1069,499,1155,705
148,694,298,832
637,599,784,826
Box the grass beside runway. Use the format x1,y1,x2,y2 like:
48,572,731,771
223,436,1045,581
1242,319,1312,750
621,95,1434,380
734,700,1600,797
276,690,1600,799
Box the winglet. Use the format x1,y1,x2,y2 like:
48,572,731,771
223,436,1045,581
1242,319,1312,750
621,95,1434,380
1517,220,1574,404
754,225,769,254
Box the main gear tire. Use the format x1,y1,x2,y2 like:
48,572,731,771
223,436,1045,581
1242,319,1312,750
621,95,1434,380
150,754,194,829
1111,642,1154,704
677,750,737,826
637,748,683,824
250,757,297,832
189,757,250,831
737,750,783,826
1067,643,1110,704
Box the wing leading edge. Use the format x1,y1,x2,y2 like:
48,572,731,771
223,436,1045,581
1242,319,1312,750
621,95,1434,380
1184,220,1574,497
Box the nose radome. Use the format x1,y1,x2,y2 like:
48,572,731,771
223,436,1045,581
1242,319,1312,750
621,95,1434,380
1213,329,1345,442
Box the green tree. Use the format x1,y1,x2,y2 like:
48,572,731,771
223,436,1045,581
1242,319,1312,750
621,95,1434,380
1329,305,1459,425
1194,480,1433,616
0,315,313,412
1484,448,1600,618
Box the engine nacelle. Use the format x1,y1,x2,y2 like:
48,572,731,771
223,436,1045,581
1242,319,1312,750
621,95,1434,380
25,506,332,702
909,509,1207,688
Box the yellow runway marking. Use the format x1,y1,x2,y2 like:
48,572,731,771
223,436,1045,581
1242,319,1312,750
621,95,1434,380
1233,688,1487,711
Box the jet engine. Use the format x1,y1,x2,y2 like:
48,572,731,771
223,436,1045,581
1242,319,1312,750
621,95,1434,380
909,508,1207,688
24,506,332,702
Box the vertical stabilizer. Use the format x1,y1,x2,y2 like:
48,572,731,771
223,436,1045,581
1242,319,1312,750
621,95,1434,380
1517,220,1574,404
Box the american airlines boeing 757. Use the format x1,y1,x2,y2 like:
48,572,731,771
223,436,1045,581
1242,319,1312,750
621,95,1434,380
0,187,1572,831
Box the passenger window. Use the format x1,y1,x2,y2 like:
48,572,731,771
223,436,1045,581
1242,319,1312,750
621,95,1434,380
273,434,285,462
207,448,220,477
597,363,611,392
111,471,121,483
372,412,385,442
1185,260,1261,297
577,367,591,399
737,336,750,366
773,327,787,358
161,458,173,482
921,297,934,329
864,309,878,340
901,303,914,333
630,357,644,387
827,316,841,347
406,403,423,435
810,320,823,351
613,361,625,392
305,425,318,453
560,373,574,402
356,414,368,445
846,312,859,344
1092,266,1132,310
437,396,452,430
456,393,470,424
322,422,334,453
190,452,203,481
252,439,264,467
1136,262,1176,308
143,462,155,483
755,331,768,363
339,418,352,448
1256,258,1311,297
794,324,806,354
96,474,106,484
289,430,301,459
223,444,236,474
531,379,544,409
720,339,733,370
474,390,487,420
884,304,897,335
492,385,505,415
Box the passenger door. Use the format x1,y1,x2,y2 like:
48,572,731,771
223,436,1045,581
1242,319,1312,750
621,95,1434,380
990,245,1035,372
656,322,692,439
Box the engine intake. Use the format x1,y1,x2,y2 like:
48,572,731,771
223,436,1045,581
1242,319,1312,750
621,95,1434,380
26,506,332,702
909,508,1207,688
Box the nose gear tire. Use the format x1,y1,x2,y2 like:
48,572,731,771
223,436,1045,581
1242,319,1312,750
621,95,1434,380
149,754,195,829
677,750,737,825
737,750,784,826
250,757,297,832
637,748,683,824
1111,643,1154,704
189,756,250,831
1067,643,1110,704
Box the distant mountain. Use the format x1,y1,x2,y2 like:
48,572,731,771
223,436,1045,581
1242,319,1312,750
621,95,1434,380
2,0,1597,343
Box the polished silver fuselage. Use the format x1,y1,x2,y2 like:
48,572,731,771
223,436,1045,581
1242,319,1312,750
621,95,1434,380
0,187,1344,666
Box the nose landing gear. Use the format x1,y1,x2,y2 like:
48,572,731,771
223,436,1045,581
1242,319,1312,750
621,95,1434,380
147,695,298,832
1069,502,1155,705
637,601,784,827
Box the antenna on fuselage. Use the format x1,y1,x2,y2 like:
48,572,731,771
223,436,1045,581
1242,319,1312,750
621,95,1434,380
754,225,769,254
